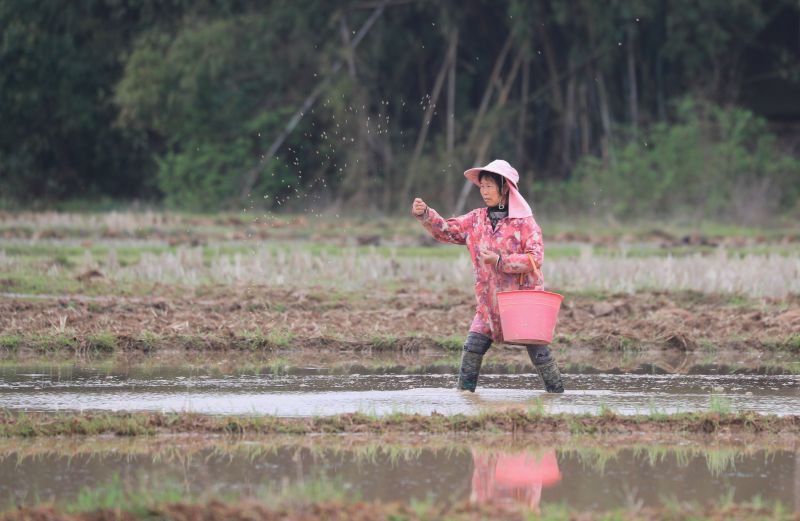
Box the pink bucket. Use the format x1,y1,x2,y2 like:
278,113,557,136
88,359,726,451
497,290,563,344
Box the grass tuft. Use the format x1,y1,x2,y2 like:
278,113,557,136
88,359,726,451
35,333,78,353
0,335,22,352
370,334,398,349
266,328,294,348
434,336,463,352
86,330,117,354
709,394,733,415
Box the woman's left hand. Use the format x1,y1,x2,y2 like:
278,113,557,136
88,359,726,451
478,247,499,266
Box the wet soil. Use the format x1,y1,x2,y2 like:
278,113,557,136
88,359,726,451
5,342,799,377
2,289,799,357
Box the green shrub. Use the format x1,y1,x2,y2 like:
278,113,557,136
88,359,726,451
546,98,800,222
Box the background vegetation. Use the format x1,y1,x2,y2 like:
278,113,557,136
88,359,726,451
1,0,799,221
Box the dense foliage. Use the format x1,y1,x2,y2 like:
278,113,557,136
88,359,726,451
1,0,798,219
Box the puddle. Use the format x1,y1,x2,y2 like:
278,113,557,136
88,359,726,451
2,440,797,512
0,367,798,416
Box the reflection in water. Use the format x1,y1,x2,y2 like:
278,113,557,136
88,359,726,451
0,440,796,512
471,448,561,512
796,453,800,513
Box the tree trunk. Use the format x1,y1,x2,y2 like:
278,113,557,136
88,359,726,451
466,34,513,150
627,25,639,135
475,53,523,164
444,29,458,208
560,71,576,174
579,80,590,156
379,102,396,211
540,23,564,113
340,15,357,77
454,52,523,215
399,29,458,208
595,70,613,163
656,0,667,121
336,12,372,209
516,57,531,170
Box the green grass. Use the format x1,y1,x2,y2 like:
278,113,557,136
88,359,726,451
544,217,799,241
598,401,618,417
2,409,795,438
10,491,796,520
759,335,800,351
256,475,354,508
86,330,117,354
0,335,22,351
3,237,796,268
698,338,718,353
647,400,670,421
138,330,162,352
370,334,399,349
0,271,85,294
266,328,294,348
433,335,463,352
65,474,187,514
709,394,733,415
265,356,291,374
34,333,78,353
527,397,546,416
237,328,272,351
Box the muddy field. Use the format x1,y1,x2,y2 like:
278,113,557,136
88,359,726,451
2,212,799,520
3,288,799,349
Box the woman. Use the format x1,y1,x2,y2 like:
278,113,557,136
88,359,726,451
411,159,564,393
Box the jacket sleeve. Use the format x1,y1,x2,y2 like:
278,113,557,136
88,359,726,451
498,220,544,274
415,206,471,245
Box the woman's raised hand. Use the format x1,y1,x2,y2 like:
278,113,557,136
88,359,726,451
411,198,428,216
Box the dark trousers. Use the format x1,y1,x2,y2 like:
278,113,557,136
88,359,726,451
463,332,552,364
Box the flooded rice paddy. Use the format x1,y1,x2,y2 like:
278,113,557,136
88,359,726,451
1,367,798,417
2,438,798,512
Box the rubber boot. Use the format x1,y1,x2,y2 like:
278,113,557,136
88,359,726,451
457,332,492,392
534,360,565,393
526,345,564,393
457,351,484,392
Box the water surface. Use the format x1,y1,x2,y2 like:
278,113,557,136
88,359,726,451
1,367,797,416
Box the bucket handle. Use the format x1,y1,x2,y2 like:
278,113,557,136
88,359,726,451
518,253,544,289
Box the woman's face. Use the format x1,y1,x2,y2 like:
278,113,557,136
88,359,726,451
479,177,507,207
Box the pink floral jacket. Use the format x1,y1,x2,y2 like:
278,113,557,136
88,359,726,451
417,206,544,342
